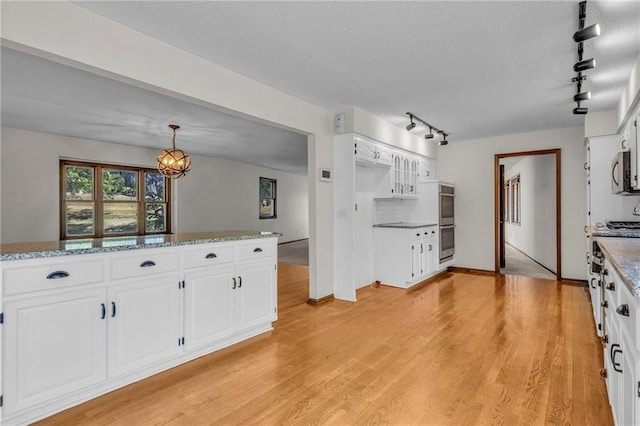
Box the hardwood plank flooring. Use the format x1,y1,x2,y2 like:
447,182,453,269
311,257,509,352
36,264,612,425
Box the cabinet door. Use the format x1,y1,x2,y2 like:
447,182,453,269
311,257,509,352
411,240,421,281
355,138,376,164
621,334,637,426
376,146,393,167
3,288,107,414
425,235,436,274
108,275,181,377
183,265,236,351
235,259,276,332
392,154,403,196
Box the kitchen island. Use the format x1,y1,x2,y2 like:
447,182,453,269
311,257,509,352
0,231,279,425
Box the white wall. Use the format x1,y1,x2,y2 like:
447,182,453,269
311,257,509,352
0,127,309,244
438,126,586,280
504,154,556,272
585,110,618,137
1,1,332,298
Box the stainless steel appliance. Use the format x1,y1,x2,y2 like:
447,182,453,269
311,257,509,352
611,151,639,195
439,184,455,263
605,220,640,229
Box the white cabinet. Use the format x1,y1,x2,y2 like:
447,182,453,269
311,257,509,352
183,241,277,351
1,237,278,425
355,136,393,168
235,259,277,331
599,256,640,426
391,153,418,198
418,158,435,183
373,226,438,289
107,275,181,377
3,287,107,415
183,264,236,351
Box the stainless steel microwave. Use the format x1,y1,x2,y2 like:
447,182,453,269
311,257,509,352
611,151,639,195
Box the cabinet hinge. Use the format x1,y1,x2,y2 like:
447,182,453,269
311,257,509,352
274,264,277,270
598,323,602,331
0,312,3,324
274,307,277,313
637,381,640,398
0,394,3,407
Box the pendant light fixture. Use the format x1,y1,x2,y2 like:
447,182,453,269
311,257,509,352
157,124,191,178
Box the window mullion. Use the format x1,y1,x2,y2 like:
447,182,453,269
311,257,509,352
139,170,145,235
96,165,104,238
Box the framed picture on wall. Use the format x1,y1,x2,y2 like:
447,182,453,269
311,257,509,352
259,177,277,219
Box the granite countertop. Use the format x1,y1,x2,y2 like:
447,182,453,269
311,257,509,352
591,228,640,238
595,237,640,296
373,222,438,229
0,231,281,261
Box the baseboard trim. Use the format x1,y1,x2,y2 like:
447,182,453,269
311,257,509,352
278,238,309,245
559,279,588,287
406,271,450,293
448,266,497,276
306,294,335,305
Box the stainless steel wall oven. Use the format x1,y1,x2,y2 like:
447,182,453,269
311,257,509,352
439,184,455,263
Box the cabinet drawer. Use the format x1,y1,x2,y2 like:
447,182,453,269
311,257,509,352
183,244,235,269
617,277,640,352
110,249,179,281
235,240,277,261
411,229,426,241
3,258,105,296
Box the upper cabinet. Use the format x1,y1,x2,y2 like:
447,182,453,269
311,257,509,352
418,157,436,183
355,136,392,168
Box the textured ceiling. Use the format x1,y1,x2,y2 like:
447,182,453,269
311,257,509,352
75,0,640,140
2,1,639,175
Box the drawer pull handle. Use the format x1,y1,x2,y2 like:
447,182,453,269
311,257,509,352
616,304,630,317
101,303,106,320
606,282,615,291
111,302,117,318
238,276,242,288
232,278,237,290
205,253,217,259
46,271,69,280
140,260,156,268
253,248,263,253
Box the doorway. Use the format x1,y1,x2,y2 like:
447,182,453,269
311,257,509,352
494,149,561,280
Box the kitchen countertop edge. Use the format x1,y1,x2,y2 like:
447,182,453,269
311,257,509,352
0,231,281,262
595,237,640,296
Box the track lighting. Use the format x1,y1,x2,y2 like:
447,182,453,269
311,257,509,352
574,23,600,42
570,1,599,115
406,115,416,131
439,133,449,146
574,58,596,72
405,112,448,145
574,91,591,102
425,126,435,139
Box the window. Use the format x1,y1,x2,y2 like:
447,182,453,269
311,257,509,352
259,177,277,219
61,160,171,239
511,175,521,225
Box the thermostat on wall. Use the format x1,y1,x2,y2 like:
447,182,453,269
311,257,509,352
319,168,332,182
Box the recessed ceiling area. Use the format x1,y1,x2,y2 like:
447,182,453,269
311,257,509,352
0,47,309,175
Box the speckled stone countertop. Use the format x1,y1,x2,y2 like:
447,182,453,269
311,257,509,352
373,222,438,229
0,231,281,261
592,228,640,238
595,237,640,296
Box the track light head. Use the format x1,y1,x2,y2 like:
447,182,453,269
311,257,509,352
425,126,435,139
439,133,449,145
574,91,591,102
574,58,596,72
573,106,588,115
406,121,416,131
574,23,600,42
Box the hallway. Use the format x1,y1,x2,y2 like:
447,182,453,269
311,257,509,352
501,244,557,280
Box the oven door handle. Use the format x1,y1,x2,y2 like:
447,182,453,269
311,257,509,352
440,225,456,229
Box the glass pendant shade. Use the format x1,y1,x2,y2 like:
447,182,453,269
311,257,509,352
157,124,191,178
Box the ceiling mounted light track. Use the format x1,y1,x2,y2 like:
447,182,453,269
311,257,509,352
571,0,599,115
405,112,448,145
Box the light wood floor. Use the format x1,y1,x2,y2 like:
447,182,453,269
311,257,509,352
37,264,612,425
